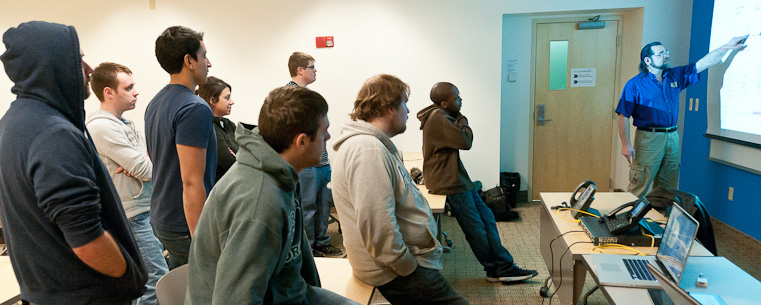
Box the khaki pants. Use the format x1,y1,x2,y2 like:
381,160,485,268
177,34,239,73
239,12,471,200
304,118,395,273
627,129,680,197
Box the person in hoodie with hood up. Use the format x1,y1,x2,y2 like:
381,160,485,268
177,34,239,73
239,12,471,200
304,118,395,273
0,21,147,304
417,82,538,283
331,74,468,304
186,86,359,305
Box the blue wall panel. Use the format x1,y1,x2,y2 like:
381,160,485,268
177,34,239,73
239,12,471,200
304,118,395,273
682,0,761,241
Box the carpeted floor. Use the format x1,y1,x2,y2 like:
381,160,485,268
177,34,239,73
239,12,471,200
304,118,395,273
326,201,761,305
436,202,604,305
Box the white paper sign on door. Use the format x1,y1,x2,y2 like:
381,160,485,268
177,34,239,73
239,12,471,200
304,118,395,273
570,68,596,87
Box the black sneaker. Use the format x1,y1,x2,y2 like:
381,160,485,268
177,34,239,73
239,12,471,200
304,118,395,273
314,244,346,258
486,264,538,282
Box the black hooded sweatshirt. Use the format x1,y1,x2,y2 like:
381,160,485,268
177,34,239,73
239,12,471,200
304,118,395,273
0,21,146,304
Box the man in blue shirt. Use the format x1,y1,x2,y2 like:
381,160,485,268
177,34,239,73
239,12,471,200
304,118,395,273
145,26,216,269
616,36,747,196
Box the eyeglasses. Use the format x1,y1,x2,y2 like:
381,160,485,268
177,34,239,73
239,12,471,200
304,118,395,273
651,51,670,58
306,65,315,70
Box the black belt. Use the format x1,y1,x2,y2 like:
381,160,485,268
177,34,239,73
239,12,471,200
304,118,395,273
639,126,678,133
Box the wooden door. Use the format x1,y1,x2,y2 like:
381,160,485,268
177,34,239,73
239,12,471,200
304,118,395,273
532,21,619,199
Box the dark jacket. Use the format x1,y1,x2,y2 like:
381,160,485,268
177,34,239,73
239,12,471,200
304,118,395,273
0,21,147,304
213,116,239,181
417,104,474,195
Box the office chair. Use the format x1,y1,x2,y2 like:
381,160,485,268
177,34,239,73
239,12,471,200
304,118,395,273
647,188,717,255
156,264,189,305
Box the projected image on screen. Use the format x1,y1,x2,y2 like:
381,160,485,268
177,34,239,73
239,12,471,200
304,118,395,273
710,0,761,137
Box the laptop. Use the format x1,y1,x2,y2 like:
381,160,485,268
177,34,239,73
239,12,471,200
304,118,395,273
647,263,700,305
590,202,699,288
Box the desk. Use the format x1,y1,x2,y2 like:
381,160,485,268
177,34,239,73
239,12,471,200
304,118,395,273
581,255,761,304
314,257,374,305
1,256,20,305
539,192,713,305
402,153,448,247
401,152,445,213
0,257,371,305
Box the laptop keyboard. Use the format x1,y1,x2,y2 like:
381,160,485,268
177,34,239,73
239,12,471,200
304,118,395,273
622,259,656,281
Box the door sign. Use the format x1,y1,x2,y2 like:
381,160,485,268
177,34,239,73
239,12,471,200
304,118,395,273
570,68,596,87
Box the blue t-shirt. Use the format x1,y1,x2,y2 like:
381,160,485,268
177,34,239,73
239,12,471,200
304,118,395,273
615,63,699,128
145,84,217,232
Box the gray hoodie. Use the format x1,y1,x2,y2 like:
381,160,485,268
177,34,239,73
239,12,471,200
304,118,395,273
331,120,443,287
86,109,152,219
187,124,320,304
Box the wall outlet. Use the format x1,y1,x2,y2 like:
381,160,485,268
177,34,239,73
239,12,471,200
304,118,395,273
728,187,734,201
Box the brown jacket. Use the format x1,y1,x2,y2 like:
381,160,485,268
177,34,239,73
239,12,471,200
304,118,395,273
417,104,474,195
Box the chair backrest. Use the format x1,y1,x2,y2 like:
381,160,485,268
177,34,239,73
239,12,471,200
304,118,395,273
647,188,718,255
156,264,189,305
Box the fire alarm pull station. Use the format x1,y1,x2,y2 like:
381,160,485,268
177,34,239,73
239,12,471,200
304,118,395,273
316,36,334,48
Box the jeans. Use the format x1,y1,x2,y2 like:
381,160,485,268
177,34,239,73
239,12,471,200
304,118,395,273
305,285,362,305
446,189,514,277
129,212,169,305
152,226,191,270
628,129,680,197
298,165,332,248
377,266,469,305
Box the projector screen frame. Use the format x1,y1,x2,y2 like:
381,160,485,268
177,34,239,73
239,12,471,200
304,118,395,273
704,133,761,150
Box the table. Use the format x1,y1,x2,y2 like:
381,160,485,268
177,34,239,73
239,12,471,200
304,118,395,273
314,257,374,304
401,152,445,213
539,192,713,305
402,152,448,247
0,256,372,305
581,255,761,304
0,256,20,305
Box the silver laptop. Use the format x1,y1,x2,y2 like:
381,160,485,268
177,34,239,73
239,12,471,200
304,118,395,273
590,202,699,288
647,263,701,305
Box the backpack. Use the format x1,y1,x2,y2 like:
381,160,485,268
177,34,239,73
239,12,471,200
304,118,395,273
480,186,519,221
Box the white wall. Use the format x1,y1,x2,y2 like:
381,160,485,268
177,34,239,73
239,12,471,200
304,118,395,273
0,0,693,189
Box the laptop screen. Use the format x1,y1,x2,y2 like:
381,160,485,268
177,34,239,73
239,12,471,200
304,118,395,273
656,203,700,284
